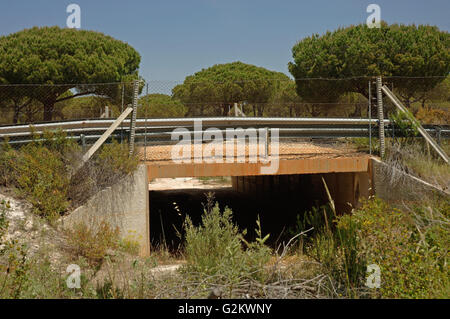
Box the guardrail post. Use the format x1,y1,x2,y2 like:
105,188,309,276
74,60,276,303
436,126,442,146
80,133,86,152
376,76,385,158
129,80,139,155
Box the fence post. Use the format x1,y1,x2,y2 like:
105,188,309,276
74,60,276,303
120,83,125,143
376,76,385,158
368,80,372,155
144,83,148,162
129,80,139,155
265,127,269,158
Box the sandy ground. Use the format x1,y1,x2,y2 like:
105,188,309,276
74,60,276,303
149,177,231,191
138,139,362,164
0,192,64,264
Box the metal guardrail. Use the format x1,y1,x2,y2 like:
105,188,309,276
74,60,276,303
0,117,390,134
0,117,449,145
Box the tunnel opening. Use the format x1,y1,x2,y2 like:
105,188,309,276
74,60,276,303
149,171,368,251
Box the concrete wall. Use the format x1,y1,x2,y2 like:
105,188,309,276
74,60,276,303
231,171,372,214
62,164,150,256
315,171,372,214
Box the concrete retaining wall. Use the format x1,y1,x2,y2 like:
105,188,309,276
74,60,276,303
62,164,150,256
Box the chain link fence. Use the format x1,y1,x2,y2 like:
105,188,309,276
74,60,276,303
0,76,448,149
0,76,448,123
0,82,137,125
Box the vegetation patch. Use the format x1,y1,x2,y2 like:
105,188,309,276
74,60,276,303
292,195,450,298
182,199,271,291
65,219,120,267
0,131,140,222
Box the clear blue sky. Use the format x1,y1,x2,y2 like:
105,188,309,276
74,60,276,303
1,0,449,82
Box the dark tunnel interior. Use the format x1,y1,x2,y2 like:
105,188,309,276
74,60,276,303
149,174,334,250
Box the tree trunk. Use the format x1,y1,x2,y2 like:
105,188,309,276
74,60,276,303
222,104,229,116
257,105,264,117
43,101,55,122
13,107,20,124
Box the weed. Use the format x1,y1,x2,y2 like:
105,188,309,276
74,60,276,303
346,198,450,298
182,199,271,296
119,231,141,256
0,200,9,242
65,219,120,267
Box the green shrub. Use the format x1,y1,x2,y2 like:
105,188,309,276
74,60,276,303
0,201,32,299
298,197,449,298
1,243,30,299
15,144,69,221
0,200,9,242
182,202,271,289
0,131,80,222
66,219,120,267
1,249,96,299
389,110,419,144
337,198,450,298
96,139,139,176
293,204,366,296
351,137,380,154
0,141,17,186
1,132,139,220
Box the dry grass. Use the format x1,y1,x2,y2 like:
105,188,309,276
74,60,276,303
385,140,450,191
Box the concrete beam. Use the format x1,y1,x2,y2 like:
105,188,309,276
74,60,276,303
146,156,370,180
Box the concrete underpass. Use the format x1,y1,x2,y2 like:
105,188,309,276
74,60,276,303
149,171,371,250
66,141,444,257
145,141,372,250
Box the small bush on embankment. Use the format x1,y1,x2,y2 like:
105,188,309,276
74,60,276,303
346,198,449,298
0,131,77,222
295,196,450,298
0,131,139,222
65,219,121,267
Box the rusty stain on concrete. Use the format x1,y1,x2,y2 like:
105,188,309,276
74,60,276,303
140,141,370,180
146,156,370,180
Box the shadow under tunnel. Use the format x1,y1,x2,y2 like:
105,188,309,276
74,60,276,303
149,172,366,250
